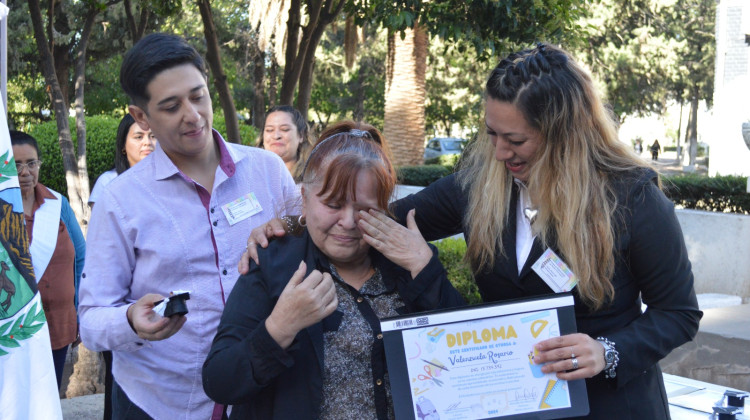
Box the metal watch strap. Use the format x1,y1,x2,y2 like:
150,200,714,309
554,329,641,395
596,337,619,379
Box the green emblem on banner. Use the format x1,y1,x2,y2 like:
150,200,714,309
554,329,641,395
0,301,46,356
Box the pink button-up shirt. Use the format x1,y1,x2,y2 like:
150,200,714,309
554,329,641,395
79,130,298,419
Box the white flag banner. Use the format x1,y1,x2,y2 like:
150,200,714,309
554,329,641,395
0,97,63,419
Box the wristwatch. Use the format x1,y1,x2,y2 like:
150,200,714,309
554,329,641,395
596,337,619,379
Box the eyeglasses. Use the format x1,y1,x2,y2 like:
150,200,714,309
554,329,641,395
16,160,43,172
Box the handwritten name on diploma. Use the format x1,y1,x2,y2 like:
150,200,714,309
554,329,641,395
448,350,514,366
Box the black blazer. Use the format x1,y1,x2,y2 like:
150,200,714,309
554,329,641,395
391,169,702,419
202,231,465,419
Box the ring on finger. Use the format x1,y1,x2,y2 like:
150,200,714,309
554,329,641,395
571,347,575,359
571,357,579,370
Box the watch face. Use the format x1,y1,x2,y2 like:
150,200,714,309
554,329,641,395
605,351,615,363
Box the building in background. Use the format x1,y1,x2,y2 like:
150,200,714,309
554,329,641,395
710,0,750,176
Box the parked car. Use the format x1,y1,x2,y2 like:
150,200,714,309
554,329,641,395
423,137,467,161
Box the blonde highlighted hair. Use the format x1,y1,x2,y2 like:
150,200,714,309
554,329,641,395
459,44,656,310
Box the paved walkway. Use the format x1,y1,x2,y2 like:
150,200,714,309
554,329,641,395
61,393,102,420
642,150,708,176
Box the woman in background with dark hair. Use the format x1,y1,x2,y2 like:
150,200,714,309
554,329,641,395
88,114,156,207
86,113,154,419
257,105,314,182
11,131,86,390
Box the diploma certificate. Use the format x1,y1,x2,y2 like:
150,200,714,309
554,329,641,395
381,294,588,419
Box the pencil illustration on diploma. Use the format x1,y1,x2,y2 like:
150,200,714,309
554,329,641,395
422,359,449,372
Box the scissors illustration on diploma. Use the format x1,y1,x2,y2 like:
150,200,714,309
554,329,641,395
418,365,445,387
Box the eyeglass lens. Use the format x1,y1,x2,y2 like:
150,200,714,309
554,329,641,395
16,160,42,171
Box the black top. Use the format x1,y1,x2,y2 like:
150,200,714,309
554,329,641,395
202,230,465,419
391,169,702,419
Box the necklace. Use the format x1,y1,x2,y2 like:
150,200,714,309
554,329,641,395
523,207,538,223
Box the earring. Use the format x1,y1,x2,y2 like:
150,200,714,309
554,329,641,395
122,149,127,155
298,215,306,227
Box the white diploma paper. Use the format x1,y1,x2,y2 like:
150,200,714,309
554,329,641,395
382,295,581,419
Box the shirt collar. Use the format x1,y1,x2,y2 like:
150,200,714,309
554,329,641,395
152,129,238,181
31,183,57,214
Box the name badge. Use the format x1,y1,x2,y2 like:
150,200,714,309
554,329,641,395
531,248,578,293
221,193,263,225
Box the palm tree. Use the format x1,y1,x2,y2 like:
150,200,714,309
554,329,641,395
383,22,428,167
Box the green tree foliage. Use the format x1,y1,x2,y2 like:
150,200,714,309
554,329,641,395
575,0,715,123
357,0,585,57
309,22,387,128
425,39,495,138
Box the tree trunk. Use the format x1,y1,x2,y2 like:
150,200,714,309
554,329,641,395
279,0,302,105
353,63,366,122
28,0,82,217
252,47,266,134
268,58,278,108
197,0,240,143
280,0,345,112
383,24,428,167
29,0,104,398
71,6,98,233
296,19,330,120
48,0,73,109
677,100,683,160
687,85,699,166
124,0,150,42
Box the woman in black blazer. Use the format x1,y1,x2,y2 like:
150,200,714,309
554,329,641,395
381,44,702,419
241,44,702,419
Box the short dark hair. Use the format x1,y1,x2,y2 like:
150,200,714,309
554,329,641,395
120,33,207,109
114,114,137,174
9,130,40,158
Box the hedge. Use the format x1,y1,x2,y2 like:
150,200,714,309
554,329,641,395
397,164,453,186
398,164,750,214
29,116,121,197
663,173,749,214
433,237,481,304
27,115,259,196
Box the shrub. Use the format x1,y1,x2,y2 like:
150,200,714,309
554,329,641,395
663,174,750,214
424,153,461,167
397,164,452,186
432,237,481,304
214,115,258,146
29,116,121,196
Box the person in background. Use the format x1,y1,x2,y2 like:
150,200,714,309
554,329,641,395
242,43,702,420
78,33,298,420
87,113,155,420
650,139,661,161
11,130,86,389
203,121,464,419
634,138,643,155
257,105,314,182
88,114,156,208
